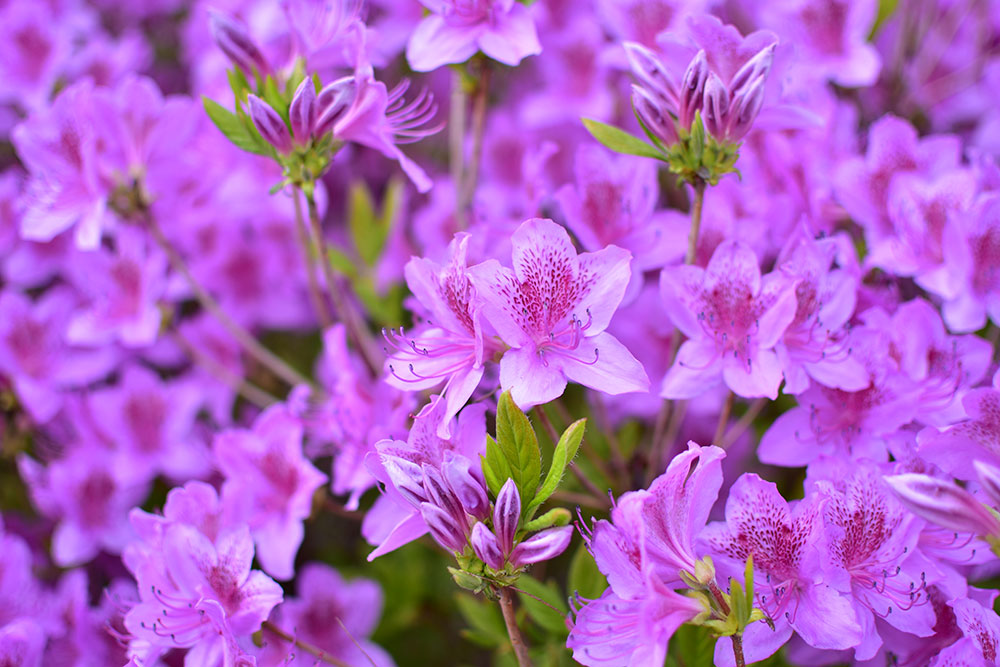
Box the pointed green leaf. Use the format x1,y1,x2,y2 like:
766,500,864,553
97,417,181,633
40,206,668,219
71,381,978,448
495,391,542,506
516,576,569,637
581,118,665,160
226,68,251,103
483,436,513,498
744,553,755,615
454,594,507,648
521,507,571,532
262,74,289,122
567,542,607,600
527,418,585,515
202,96,272,156
348,181,388,266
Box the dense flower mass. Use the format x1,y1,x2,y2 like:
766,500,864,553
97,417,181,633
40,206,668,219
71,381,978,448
3,0,1000,666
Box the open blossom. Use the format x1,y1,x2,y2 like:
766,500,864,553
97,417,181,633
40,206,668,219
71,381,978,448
918,388,1000,480
122,482,283,664
469,217,648,408
661,239,798,400
213,404,328,580
384,233,499,437
406,0,542,72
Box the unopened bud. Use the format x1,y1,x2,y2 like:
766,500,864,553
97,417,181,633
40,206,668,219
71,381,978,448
494,479,521,555
314,76,357,137
632,85,679,146
623,41,678,103
726,74,766,141
471,522,505,570
208,10,271,77
701,73,729,140
289,77,316,145
729,44,775,97
247,94,293,154
885,473,1000,537
679,50,709,129
509,525,573,566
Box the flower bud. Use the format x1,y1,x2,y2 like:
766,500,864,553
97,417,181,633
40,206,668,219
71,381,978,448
729,44,775,97
289,77,316,145
443,454,490,520
381,455,426,507
726,73,765,141
420,502,467,552
701,73,729,140
509,526,573,566
247,94,293,154
422,464,465,523
623,42,677,104
208,10,271,77
679,50,709,129
974,461,1000,508
471,522,504,569
632,85,679,146
885,473,1000,537
314,76,357,137
494,479,521,555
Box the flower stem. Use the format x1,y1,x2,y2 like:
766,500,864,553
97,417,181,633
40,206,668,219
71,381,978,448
685,178,707,265
497,586,534,667
713,392,734,446
145,215,316,391
168,329,278,409
292,188,334,328
707,581,746,667
450,68,468,229
719,398,766,450
458,59,490,228
261,620,352,667
303,191,381,376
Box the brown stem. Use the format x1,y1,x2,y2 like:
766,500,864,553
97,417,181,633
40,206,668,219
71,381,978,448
168,329,278,409
685,178,707,265
713,392,734,446
146,215,316,390
261,620,352,667
450,68,468,230
719,398,767,450
497,587,534,667
304,192,381,376
458,60,490,227
293,189,334,328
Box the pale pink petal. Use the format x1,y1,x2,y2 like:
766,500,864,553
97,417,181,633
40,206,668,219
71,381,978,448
722,348,783,399
499,344,567,409
555,331,649,395
576,245,633,334
661,338,721,399
477,3,542,67
406,15,482,72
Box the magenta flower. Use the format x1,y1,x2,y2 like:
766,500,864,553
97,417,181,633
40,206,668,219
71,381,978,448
469,218,648,408
406,0,542,72
0,619,45,667
258,563,394,667
213,404,328,580
884,473,1000,538
661,239,798,400
18,444,147,567
701,473,863,663
363,396,487,559
940,597,1000,665
384,233,499,437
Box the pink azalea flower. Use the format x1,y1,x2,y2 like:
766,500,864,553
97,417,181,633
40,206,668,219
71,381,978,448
384,233,499,437
919,388,1000,481
213,404,328,580
661,239,798,400
406,0,542,72
0,619,46,667
469,217,648,408
701,473,864,664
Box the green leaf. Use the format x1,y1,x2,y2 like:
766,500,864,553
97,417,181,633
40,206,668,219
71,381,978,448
202,96,272,156
483,436,513,498
665,624,716,667
567,542,607,600
581,118,664,161
516,577,569,638
226,68,251,104
527,418,585,515
494,391,542,507
454,594,507,648
348,182,389,266
521,507,571,532
262,75,289,122
326,246,357,278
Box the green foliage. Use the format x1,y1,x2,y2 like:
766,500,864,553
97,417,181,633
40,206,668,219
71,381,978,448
516,576,569,638
567,542,607,600
662,112,740,186
665,624,717,667
581,118,665,161
348,180,402,267
492,391,543,508
202,97,272,156
455,593,508,648
527,418,585,516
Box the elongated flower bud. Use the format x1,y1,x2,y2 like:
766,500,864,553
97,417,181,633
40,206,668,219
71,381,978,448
726,74,766,141
729,44,775,97
443,455,489,520
701,73,729,140
314,76,357,137
382,456,427,507
885,473,1000,537
247,95,293,154
975,461,1000,508
420,502,467,552
510,526,573,566
679,50,709,129
208,10,271,77
494,479,521,556
632,85,679,146
289,77,316,145
422,464,465,523
623,42,677,104
471,522,504,570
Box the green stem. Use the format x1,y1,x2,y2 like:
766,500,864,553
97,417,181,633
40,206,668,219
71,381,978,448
293,188,334,328
450,68,468,230
685,178,707,265
458,60,490,227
